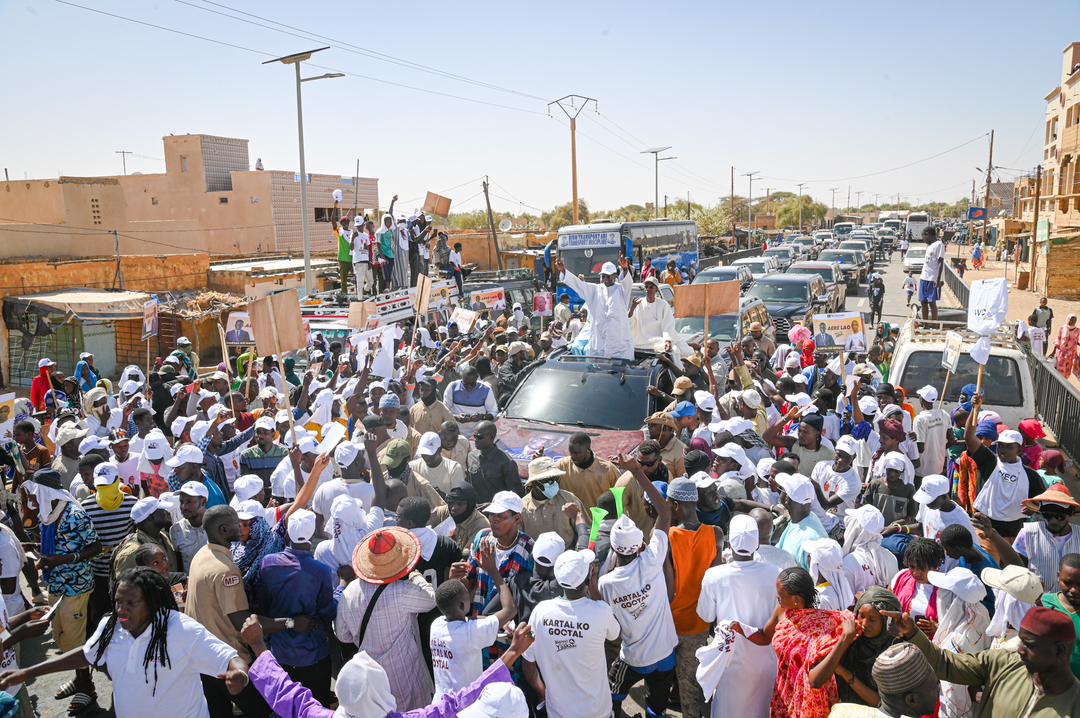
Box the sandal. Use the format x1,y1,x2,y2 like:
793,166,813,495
66,692,98,716
53,679,77,700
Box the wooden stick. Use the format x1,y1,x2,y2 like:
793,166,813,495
937,369,952,412
266,299,298,447
975,362,984,398
216,323,239,420
146,337,151,382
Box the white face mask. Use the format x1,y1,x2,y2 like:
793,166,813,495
541,482,560,500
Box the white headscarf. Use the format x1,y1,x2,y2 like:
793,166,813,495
841,505,898,589
325,496,382,570
805,538,855,610
21,480,76,525
333,650,396,718
986,588,1036,640
308,388,336,427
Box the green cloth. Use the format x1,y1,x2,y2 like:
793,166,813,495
910,625,1080,717
378,228,395,260
1043,592,1080,679
337,227,352,263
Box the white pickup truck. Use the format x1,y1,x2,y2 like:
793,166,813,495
889,320,1035,428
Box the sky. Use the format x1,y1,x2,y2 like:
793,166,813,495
3,0,1079,217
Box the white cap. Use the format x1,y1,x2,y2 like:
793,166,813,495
121,380,142,396
482,490,523,515
190,420,212,446
913,474,950,504
784,353,802,369
835,435,858,456
791,374,808,386
131,497,162,524
79,351,93,360
553,548,596,589
232,475,264,502
728,514,760,556
882,451,907,472
609,515,644,556
776,472,815,505
709,417,754,436
254,416,276,432
740,390,762,409
165,444,203,468
142,431,168,460
170,415,196,437
928,566,986,604
37,358,55,369
693,390,717,413
858,396,879,415
532,532,566,567
79,435,108,454
784,392,813,408
297,436,319,455
92,463,120,487
691,469,719,489
457,682,529,718
178,481,209,499
599,261,618,275
207,404,232,421
507,341,530,357
998,429,1023,445
334,440,362,468
274,409,291,424
916,385,939,403
196,390,217,404
981,565,1045,604
418,431,442,457
286,508,317,543
236,499,263,521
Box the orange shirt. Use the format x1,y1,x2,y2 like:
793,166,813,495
670,524,718,636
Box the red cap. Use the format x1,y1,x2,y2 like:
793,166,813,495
1020,607,1077,644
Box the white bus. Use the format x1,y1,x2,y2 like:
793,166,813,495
905,212,931,239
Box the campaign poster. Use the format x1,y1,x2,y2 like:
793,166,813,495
141,300,158,341
469,288,506,312
942,330,963,372
449,307,478,333
0,393,14,444
532,292,553,317
224,311,255,346
809,312,868,353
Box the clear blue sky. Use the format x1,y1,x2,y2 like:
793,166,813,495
3,0,1078,216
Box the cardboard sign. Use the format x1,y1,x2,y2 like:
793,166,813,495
423,192,452,218
141,300,158,341
807,312,868,353
672,281,740,318
414,273,433,314
449,307,478,333
347,301,379,330
223,311,255,346
248,290,306,356
942,330,963,372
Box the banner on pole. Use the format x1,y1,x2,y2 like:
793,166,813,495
347,301,379,330
414,273,433,314
141,300,158,341
942,330,963,372
807,312,867,352
968,207,986,221
248,290,306,356
673,281,740,319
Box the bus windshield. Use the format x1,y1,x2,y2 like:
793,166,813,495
560,246,622,275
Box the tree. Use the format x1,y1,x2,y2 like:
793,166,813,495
775,195,828,228
542,200,590,230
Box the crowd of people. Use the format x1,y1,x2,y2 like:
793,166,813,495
0,246,1079,718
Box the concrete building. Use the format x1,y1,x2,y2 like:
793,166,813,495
0,133,379,259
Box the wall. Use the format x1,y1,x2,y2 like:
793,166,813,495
268,171,379,255
1046,234,1080,299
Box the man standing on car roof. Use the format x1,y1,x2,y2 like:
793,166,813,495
556,255,635,360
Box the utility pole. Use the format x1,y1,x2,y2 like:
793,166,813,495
730,166,736,247
687,190,691,220
743,171,759,231
482,177,504,271
796,183,806,230
642,147,676,218
115,150,132,176
765,188,772,217
971,179,976,206
854,191,862,211
982,129,995,245
1030,164,1043,291
548,95,597,225
112,230,124,289
846,185,851,212
874,193,879,207
663,195,668,218
829,187,839,212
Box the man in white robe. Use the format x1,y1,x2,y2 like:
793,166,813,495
630,276,693,357
557,256,635,360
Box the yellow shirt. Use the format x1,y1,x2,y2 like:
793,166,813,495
520,490,584,548
185,543,250,661
554,456,620,510
409,400,454,437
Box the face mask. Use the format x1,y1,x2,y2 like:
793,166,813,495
95,482,124,511
541,482,560,500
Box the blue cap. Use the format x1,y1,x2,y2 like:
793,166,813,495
975,419,1000,441
644,481,669,506
671,401,697,419
379,393,401,410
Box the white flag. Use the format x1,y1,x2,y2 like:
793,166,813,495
967,278,1009,336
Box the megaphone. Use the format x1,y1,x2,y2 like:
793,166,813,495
498,218,513,232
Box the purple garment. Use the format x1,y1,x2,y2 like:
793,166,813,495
247,649,514,718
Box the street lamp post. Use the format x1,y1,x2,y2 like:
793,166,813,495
264,47,342,295
642,147,675,219
743,171,759,231
796,183,806,230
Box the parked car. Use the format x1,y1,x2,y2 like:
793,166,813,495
903,246,927,274
495,351,669,475
692,264,754,292
762,246,798,270
732,256,781,281
630,282,675,305
744,274,830,343
789,236,820,260
673,297,775,376
838,240,874,270
786,261,847,312
890,320,1033,428
817,249,866,290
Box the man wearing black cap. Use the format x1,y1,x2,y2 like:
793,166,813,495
430,483,490,553
410,377,453,436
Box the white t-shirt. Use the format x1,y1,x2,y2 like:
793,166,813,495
352,230,370,264
525,597,621,718
810,461,861,530
913,408,950,477
85,611,237,718
111,454,141,489
429,615,500,699
269,461,312,500
698,557,782,629
917,502,977,543
1028,326,1048,356
973,459,1030,522
598,529,678,667
920,241,945,282
0,532,22,637
449,250,463,269
311,478,376,521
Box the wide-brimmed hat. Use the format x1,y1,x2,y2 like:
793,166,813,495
525,456,564,485
1022,484,1080,513
352,526,422,585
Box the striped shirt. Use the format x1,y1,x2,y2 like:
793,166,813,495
79,495,137,577
239,443,289,487
465,529,533,616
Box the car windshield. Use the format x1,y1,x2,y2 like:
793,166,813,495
819,251,857,264
502,364,649,430
764,249,790,257
694,269,739,284
674,315,740,341
906,247,927,258
788,267,834,283
747,282,810,303
897,351,1023,406
738,260,767,274
560,246,623,276
840,242,866,251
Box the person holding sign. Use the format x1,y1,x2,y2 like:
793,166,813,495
556,255,634,360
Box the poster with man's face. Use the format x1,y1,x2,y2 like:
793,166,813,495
141,300,158,341
0,393,15,444
533,292,553,317
810,312,868,353
224,312,255,346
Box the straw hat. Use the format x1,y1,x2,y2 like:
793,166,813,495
1022,484,1080,513
352,526,421,585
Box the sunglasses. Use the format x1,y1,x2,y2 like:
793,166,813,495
1041,510,1069,520
639,456,660,468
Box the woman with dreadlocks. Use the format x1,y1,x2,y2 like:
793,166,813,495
0,567,249,717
